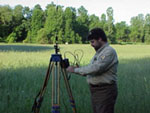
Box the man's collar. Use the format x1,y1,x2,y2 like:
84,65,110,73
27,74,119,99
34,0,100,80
96,43,109,54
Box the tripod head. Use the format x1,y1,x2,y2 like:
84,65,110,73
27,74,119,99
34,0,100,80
52,36,70,68
54,36,60,54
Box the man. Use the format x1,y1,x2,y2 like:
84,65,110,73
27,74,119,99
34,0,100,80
67,28,118,113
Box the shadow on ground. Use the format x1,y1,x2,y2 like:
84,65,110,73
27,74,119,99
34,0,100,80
0,64,89,113
0,44,54,52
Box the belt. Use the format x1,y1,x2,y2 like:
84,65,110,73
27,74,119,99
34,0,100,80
89,82,116,87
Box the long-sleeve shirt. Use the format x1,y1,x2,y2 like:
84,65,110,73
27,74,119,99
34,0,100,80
74,43,118,85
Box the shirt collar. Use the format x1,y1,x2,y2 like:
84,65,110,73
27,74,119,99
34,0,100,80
96,43,109,54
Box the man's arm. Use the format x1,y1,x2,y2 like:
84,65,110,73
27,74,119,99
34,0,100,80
67,49,117,76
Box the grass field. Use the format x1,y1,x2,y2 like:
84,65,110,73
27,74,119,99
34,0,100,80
0,43,150,113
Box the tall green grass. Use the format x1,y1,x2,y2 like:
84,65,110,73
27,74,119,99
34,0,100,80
0,43,150,113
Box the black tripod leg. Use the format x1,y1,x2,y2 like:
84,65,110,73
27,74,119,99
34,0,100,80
32,61,54,113
61,68,77,113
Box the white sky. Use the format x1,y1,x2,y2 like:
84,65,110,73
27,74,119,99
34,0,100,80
1,0,150,25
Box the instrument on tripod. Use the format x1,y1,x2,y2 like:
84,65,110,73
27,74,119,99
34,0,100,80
32,36,77,113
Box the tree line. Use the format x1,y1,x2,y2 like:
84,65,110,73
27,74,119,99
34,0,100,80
0,2,150,44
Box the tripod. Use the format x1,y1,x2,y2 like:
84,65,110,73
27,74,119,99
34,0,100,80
32,38,77,113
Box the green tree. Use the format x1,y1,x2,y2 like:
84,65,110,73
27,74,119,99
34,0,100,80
105,7,116,43
23,6,32,19
10,5,27,42
36,28,48,44
144,14,150,43
13,5,24,26
28,4,44,43
22,6,32,43
57,29,63,44
0,5,13,40
115,21,130,42
0,5,25,42
76,6,89,43
89,14,101,30
23,11,32,43
75,33,82,43
100,13,107,30
64,7,81,44
44,4,64,43
6,32,17,43
129,14,144,42
2,3,150,45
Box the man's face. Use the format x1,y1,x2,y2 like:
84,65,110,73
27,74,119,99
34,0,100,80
90,38,102,51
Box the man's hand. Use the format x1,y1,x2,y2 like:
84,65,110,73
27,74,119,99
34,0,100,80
66,66,76,73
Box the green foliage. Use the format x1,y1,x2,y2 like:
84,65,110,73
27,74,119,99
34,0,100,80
0,5,13,39
76,6,89,43
0,5,13,25
89,14,101,30
22,6,32,19
6,32,17,43
64,7,77,44
36,28,48,44
75,33,82,43
129,14,145,42
44,5,64,43
1,3,150,44
57,30,63,44
0,37,3,42
13,5,24,26
100,13,107,29
115,21,130,42
23,31,31,43
29,5,44,43
144,14,150,43
105,7,116,43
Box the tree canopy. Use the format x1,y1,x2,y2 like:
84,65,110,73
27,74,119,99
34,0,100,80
0,3,150,44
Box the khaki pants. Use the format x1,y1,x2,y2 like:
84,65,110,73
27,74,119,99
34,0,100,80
89,83,118,113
